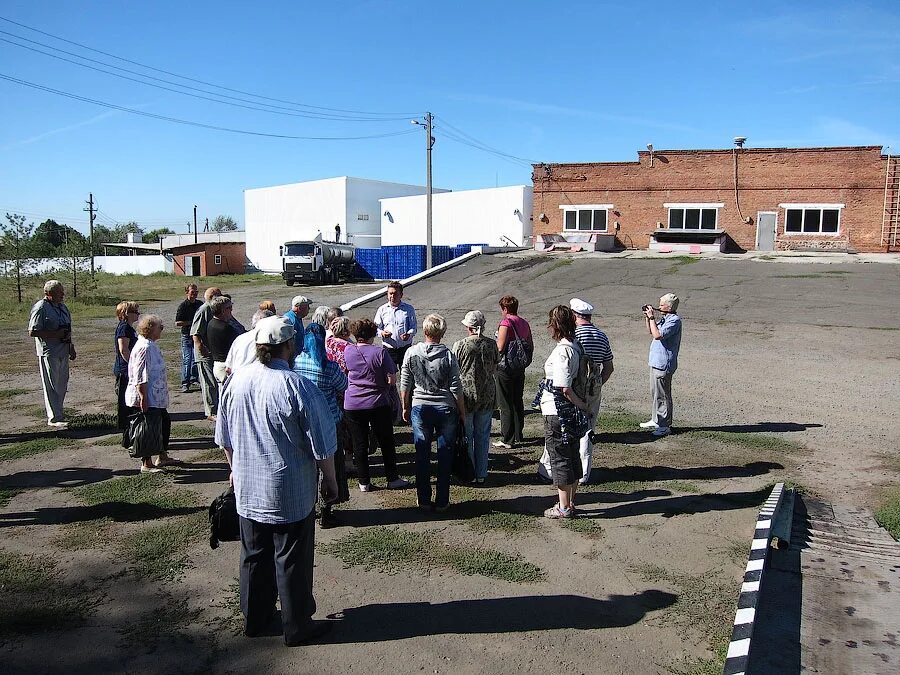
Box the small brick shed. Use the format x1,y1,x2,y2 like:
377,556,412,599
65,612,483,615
532,146,899,253
170,241,246,276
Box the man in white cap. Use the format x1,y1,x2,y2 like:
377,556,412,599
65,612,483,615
284,295,312,338
640,293,682,437
215,316,338,646
538,298,614,484
224,309,275,376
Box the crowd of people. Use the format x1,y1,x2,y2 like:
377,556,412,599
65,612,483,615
27,276,683,646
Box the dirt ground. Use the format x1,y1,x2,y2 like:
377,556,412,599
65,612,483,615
1,253,898,674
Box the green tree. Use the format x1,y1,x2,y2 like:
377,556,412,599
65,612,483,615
212,215,238,232
32,219,65,255
142,227,175,244
0,213,39,303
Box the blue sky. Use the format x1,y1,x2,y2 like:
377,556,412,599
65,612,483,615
1,0,898,235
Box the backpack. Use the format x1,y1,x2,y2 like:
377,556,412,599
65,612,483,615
498,321,533,373
571,341,601,411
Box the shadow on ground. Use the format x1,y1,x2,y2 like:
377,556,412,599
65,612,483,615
319,591,678,641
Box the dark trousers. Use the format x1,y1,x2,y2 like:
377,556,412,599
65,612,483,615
345,405,400,486
239,509,316,645
386,346,409,370
496,369,526,444
115,373,138,430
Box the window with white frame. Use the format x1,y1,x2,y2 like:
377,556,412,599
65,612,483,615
214,254,222,265
779,203,843,235
560,204,611,232
664,203,723,230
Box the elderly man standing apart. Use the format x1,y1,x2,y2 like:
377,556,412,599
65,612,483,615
190,287,222,420
374,281,417,370
640,293,682,438
174,283,202,393
215,316,338,646
284,295,311,338
29,280,76,428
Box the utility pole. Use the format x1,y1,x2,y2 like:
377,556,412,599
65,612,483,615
411,112,435,269
84,193,96,278
193,205,198,244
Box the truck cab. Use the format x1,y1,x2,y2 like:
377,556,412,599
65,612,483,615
280,238,355,286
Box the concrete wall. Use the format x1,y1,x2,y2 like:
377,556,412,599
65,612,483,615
380,186,533,246
1,255,172,276
531,146,889,252
244,177,440,273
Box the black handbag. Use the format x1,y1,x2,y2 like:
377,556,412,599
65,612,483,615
122,410,165,459
209,486,240,549
451,421,475,483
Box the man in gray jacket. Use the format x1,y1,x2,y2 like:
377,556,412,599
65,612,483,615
400,313,465,512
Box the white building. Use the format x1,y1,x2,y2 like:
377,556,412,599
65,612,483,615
244,177,447,273
380,186,533,247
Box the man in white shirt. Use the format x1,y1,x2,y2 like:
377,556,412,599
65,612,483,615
225,310,275,376
373,280,417,368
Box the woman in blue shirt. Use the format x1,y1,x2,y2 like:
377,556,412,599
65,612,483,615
114,301,140,429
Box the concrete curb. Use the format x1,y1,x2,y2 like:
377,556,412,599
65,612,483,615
339,250,482,312
723,482,787,675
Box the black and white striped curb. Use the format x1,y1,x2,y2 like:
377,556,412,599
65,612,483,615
723,482,786,675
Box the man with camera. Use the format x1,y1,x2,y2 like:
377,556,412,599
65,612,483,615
641,293,682,438
28,279,77,428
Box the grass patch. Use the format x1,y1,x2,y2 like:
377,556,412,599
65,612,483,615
0,549,101,635
74,473,200,511
0,388,28,400
668,255,701,270
53,518,117,551
118,593,203,646
66,412,118,431
470,511,540,536
632,562,735,675
0,488,23,508
659,480,702,494
188,447,227,463
599,480,651,493
171,423,213,439
682,430,800,453
598,409,647,433
94,434,125,446
0,436,74,462
874,484,900,540
211,580,243,635
560,518,604,539
323,526,545,583
121,512,208,580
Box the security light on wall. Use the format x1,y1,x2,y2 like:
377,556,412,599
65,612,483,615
734,136,746,148
513,209,521,216
647,143,654,167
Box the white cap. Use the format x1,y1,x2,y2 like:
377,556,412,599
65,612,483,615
569,298,594,315
255,316,296,345
291,295,312,307
461,310,486,328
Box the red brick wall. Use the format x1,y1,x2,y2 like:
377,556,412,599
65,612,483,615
531,146,888,252
172,243,246,276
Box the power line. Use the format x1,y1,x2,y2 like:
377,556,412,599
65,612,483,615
0,15,419,117
0,32,412,122
0,72,421,141
435,115,537,167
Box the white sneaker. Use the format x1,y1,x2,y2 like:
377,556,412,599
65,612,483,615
48,421,69,429
387,478,411,489
358,483,373,492
639,420,658,429
652,426,671,437
492,440,512,449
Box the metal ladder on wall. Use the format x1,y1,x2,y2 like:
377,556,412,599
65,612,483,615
883,152,900,251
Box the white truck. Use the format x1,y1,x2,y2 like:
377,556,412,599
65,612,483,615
280,236,356,286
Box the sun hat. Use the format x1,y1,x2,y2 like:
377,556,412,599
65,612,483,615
569,298,594,315
461,310,486,328
255,316,295,345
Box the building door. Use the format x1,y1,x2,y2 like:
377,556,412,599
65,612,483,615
188,256,201,276
756,212,777,251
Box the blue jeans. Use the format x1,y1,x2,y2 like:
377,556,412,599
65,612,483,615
411,405,457,508
465,409,493,480
180,334,197,386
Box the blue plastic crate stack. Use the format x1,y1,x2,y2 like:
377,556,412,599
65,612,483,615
355,243,489,280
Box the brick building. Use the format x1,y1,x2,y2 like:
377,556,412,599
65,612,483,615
532,146,899,253
170,241,246,276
